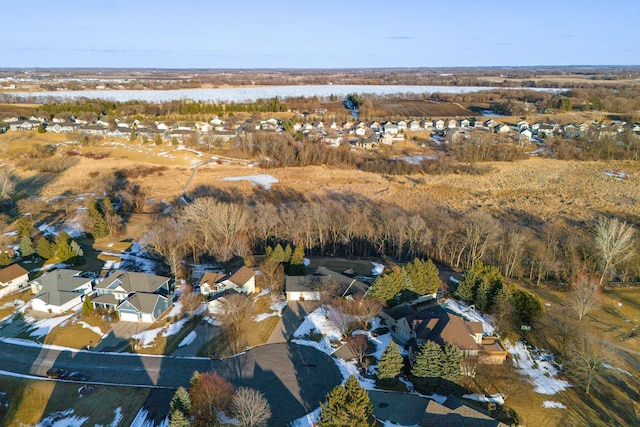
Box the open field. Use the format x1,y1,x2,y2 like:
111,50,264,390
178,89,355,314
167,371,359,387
369,98,473,117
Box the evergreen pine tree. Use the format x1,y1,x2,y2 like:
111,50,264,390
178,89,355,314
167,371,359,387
0,251,12,266
15,217,34,239
411,340,443,390
36,237,55,259
376,341,404,386
423,259,441,295
70,240,84,258
19,236,35,258
264,245,273,258
87,199,109,238
168,410,190,427
441,344,462,385
319,375,375,427
82,294,93,315
289,245,306,276
55,232,75,262
475,280,492,312
170,386,192,418
283,244,293,264
270,244,286,263
454,270,479,303
369,272,404,306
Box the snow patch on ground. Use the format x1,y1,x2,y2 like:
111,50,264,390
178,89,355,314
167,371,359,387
133,318,189,347
293,306,344,353
602,363,632,376
507,340,571,395
28,313,75,338
217,411,240,425
130,408,168,427
371,262,384,275
105,407,124,427
462,393,505,405
77,321,107,338
220,174,278,189
35,409,88,427
254,312,278,322
289,407,322,427
178,331,197,347
270,300,287,315
543,401,567,409
395,155,437,165
442,298,495,334
449,275,460,284
303,257,311,266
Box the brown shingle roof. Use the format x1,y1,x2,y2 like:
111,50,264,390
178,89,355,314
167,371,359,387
0,264,28,284
199,272,226,286
227,266,254,287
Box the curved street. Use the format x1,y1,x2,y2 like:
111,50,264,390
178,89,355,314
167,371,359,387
0,340,341,426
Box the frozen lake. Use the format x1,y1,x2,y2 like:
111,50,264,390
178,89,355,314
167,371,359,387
5,84,530,103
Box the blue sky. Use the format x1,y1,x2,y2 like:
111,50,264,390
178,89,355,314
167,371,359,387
1,0,637,68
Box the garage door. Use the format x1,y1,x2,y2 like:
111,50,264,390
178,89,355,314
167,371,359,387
119,312,139,322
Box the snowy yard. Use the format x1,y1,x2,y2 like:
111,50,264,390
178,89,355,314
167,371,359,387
507,340,571,395
219,174,278,189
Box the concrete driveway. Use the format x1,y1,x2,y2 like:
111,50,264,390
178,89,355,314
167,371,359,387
267,300,319,344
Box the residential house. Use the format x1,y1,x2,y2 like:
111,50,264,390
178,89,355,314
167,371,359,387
353,138,379,150
519,128,533,142
447,119,457,129
93,271,173,322
0,264,29,298
369,121,381,132
30,269,93,313
46,122,77,133
484,119,496,129
169,129,197,142
408,120,421,131
285,266,369,301
494,124,510,134
433,119,445,130
355,126,367,137
397,120,407,132
198,266,255,298
421,120,434,130
210,130,237,142
459,119,470,128
210,117,225,127
380,303,507,364
517,120,530,130
384,123,399,135
537,123,557,138
78,125,107,136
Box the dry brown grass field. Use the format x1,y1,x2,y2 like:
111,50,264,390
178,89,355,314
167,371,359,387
368,98,473,117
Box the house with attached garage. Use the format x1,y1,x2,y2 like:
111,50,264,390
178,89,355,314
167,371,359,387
0,263,29,298
285,266,369,302
93,270,173,323
380,302,507,364
30,269,94,313
198,266,256,298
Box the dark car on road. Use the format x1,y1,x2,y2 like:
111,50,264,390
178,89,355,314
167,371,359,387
68,371,89,382
46,368,68,379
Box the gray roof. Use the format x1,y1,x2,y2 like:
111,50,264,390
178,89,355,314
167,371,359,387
285,266,368,296
31,269,92,308
33,269,90,292
97,271,170,294
120,293,167,314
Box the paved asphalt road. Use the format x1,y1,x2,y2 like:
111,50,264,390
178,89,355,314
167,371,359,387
0,340,341,426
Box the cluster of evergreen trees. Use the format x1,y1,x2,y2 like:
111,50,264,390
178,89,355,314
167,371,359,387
318,375,376,427
454,261,545,328
85,198,119,238
369,258,441,306
411,340,462,393
264,243,305,276
35,231,83,263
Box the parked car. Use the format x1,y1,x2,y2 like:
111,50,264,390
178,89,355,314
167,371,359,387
68,371,89,382
46,368,68,379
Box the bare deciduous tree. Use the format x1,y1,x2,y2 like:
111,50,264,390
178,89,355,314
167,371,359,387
568,273,601,321
0,167,15,201
259,257,284,299
566,334,611,395
190,372,235,427
216,293,255,354
142,218,187,279
353,294,382,330
347,333,369,367
595,217,636,284
231,387,272,427
179,283,204,317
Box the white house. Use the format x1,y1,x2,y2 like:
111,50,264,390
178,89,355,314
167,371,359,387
433,119,445,130
0,264,29,298
199,266,255,298
30,270,93,313
285,267,368,302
